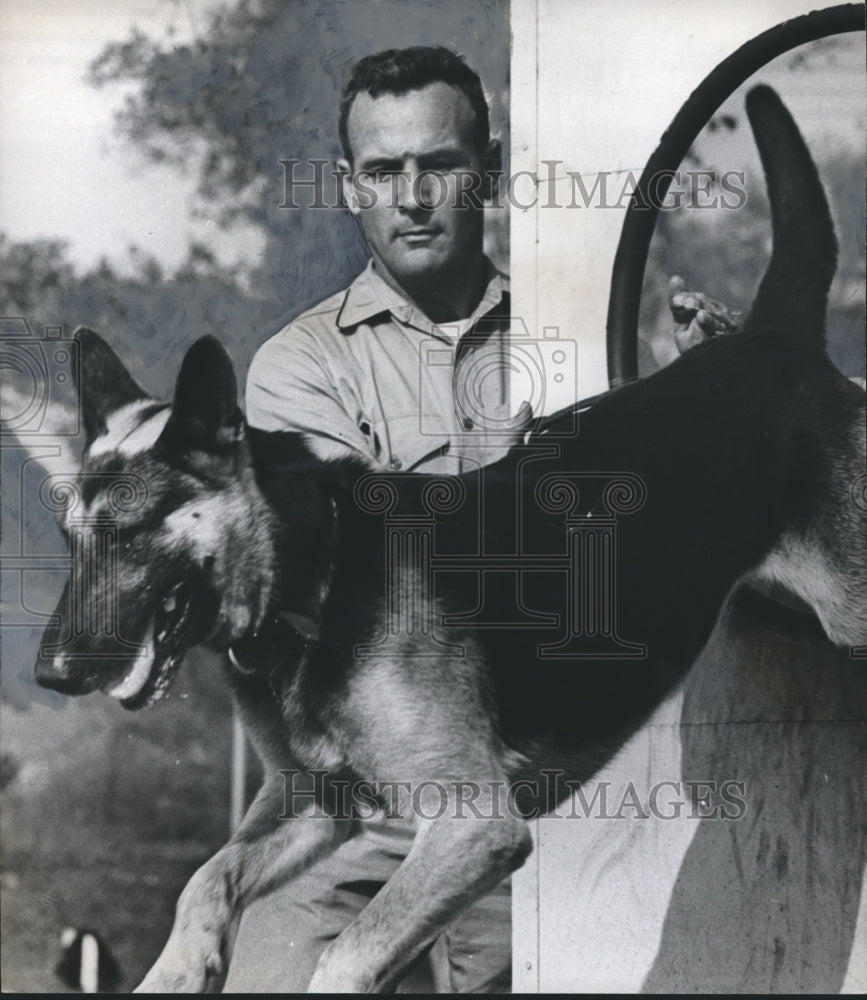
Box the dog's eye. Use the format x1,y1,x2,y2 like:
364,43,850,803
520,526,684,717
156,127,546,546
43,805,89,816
162,594,177,614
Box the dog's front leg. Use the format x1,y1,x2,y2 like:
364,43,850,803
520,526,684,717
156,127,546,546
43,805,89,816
308,784,532,993
136,775,350,993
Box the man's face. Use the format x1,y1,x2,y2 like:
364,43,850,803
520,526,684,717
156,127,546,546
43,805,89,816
340,82,498,288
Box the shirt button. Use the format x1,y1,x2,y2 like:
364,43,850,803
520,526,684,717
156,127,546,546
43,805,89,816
462,417,474,430
390,457,402,470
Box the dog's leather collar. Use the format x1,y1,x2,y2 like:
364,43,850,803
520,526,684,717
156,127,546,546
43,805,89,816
227,609,321,676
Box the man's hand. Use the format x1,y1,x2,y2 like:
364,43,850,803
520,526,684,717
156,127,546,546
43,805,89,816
649,276,740,368
669,275,739,350
462,399,534,468
507,399,535,442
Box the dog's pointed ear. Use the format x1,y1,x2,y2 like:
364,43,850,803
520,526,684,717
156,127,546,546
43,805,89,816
75,328,148,441
157,336,243,454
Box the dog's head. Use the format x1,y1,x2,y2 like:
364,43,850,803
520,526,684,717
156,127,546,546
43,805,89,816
33,330,276,709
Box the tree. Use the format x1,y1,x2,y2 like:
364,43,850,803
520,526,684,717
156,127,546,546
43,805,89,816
86,0,511,319
0,234,78,321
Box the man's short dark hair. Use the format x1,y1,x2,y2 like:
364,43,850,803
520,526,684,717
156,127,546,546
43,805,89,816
339,45,490,161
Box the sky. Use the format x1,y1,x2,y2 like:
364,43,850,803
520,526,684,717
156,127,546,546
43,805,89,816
0,0,262,275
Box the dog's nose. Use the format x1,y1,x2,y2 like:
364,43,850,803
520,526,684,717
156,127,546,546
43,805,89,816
34,649,88,694
35,649,71,691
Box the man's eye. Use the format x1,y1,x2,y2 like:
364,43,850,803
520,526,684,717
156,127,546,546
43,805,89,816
368,168,401,183
422,161,466,174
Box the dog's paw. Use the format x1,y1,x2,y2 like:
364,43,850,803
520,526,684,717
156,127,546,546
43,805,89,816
308,939,380,993
134,966,209,993
134,938,223,993
135,967,212,993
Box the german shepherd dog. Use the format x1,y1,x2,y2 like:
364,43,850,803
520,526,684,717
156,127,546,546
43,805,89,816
21,87,866,992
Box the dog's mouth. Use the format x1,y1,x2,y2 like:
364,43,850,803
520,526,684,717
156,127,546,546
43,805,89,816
104,582,208,710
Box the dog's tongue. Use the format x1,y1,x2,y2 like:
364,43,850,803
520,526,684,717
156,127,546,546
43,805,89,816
107,634,155,701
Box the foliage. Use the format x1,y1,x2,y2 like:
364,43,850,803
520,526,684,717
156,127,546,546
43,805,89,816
83,0,510,312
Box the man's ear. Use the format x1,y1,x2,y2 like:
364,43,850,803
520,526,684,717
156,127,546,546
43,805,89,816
76,328,148,442
156,336,243,455
481,139,503,202
337,157,361,216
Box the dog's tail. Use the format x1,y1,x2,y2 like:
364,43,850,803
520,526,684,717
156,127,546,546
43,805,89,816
742,84,838,343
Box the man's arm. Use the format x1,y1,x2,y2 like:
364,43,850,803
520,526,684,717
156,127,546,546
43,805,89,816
246,327,375,464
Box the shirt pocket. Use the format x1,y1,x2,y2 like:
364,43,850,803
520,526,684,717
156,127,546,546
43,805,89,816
373,413,451,472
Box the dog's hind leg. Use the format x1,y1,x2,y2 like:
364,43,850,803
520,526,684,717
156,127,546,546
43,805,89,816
136,774,352,993
307,780,532,993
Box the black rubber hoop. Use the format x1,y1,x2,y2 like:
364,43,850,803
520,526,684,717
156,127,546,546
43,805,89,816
605,3,866,389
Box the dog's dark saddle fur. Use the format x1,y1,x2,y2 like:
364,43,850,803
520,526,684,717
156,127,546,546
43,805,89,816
28,87,867,992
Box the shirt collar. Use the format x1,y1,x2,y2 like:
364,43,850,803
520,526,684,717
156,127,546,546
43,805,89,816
337,258,509,333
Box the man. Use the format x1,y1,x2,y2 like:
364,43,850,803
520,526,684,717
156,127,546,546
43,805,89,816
243,46,528,479
224,45,734,993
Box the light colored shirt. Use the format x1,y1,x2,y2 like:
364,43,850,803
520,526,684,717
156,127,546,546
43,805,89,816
246,259,513,474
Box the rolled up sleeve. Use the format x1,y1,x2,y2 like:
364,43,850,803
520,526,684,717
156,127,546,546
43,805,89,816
245,324,374,463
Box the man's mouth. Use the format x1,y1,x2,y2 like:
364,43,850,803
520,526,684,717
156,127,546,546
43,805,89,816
398,228,439,244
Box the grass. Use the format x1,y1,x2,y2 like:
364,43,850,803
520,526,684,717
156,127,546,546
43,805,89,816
0,648,239,993
1,837,218,993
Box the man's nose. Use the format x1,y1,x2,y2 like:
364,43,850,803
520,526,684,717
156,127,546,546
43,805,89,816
397,170,441,213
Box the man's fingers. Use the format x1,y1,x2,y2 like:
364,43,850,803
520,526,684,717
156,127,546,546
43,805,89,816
507,400,533,429
697,305,738,335
668,274,687,296
673,307,738,356
670,285,740,337
670,292,701,324
674,320,707,354
664,276,740,362
668,275,692,322
695,309,717,334
502,400,534,447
